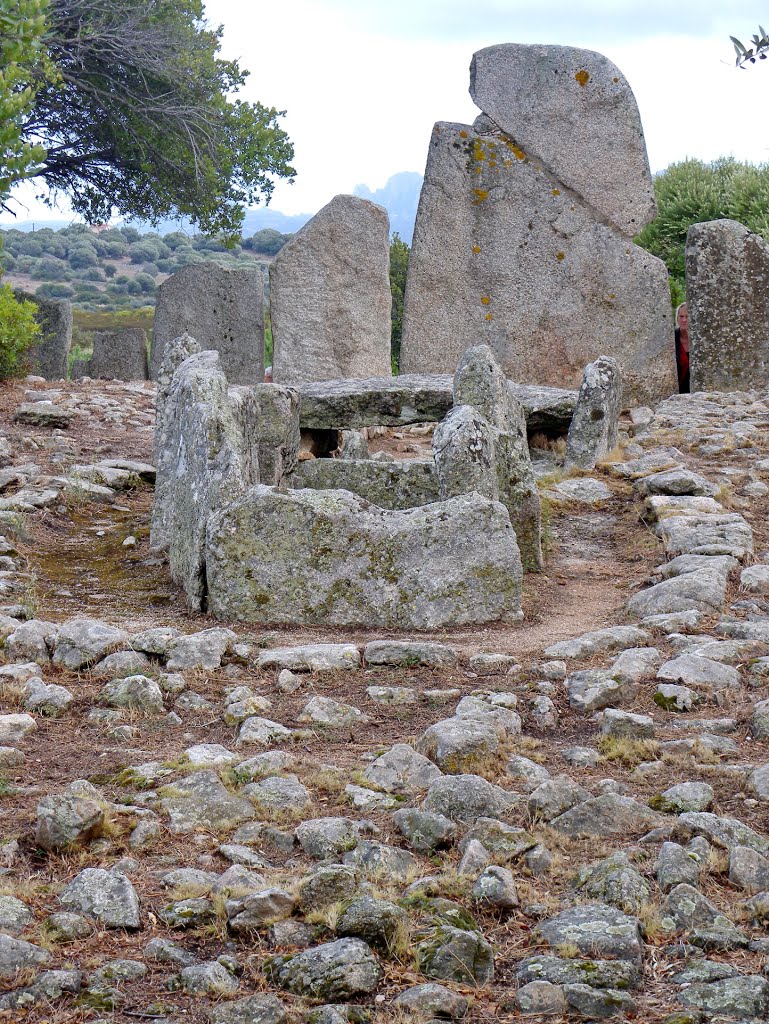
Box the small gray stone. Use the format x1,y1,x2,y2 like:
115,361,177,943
59,868,140,929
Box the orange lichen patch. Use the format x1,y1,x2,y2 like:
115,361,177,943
459,130,468,138
511,144,526,161
485,313,493,321
551,189,561,196
556,251,566,261
613,76,619,83
472,189,489,203
481,295,491,305
575,69,590,87
474,140,486,161
472,245,481,254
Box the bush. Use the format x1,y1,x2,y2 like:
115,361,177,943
0,283,40,379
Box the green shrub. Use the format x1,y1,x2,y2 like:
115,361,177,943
0,282,40,379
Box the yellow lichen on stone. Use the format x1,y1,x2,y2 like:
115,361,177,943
459,130,468,138
472,189,489,203
575,69,590,87
556,251,566,261
481,296,491,305
485,313,493,321
551,189,561,196
472,245,481,254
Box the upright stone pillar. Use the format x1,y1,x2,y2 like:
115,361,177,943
686,219,769,392
270,195,393,384
151,264,264,384
14,290,71,379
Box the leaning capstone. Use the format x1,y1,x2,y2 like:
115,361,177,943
151,264,264,383
205,487,523,629
564,356,622,469
271,195,391,383
469,43,656,234
400,114,674,404
89,328,148,380
150,351,260,606
686,219,769,391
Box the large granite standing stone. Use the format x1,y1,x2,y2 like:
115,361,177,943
151,264,264,384
400,46,675,406
564,356,623,469
150,351,260,608
247,384,301,486
469,44,656,235
686,219,769,391
154,333,202,463
434,346,542,569
205,486,523,629
271,195,392,384
88,328,148,380
14,290,71,379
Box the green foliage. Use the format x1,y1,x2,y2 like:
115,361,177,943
0,275,40,379
6,0,295,239
244,228,292,256
731,26,769,66
635,157,769,302
389,232,410,371
0,0,51,205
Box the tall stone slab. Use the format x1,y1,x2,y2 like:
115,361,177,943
564,356,623,469
150,264,264,384
89,328,148,380
205,487,523,629
400,44,676,407
150,350,260,609
434,345,542,570
14,290,71,379
270,195,392,384
686,219,769,392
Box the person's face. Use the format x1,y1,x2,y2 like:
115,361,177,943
678,305,688,331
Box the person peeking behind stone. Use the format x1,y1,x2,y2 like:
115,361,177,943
675,302,690,394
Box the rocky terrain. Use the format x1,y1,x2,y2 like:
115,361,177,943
1,377,769,1023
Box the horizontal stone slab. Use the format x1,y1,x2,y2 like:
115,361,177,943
287,458,439,509
296,374,576,433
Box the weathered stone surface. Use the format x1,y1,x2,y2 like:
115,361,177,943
208,993,286,1024
469,43,656,236
159,771,255,834
675,812,769,854
627,569,727,618
271,196,391,384
14,290,71,379
536,904,642,961
296,374,576,432
364,640,456,668
59,868,140,929
422,774,514,822
265,938,382,999
35,794,105,851
435,345,542,569
0,933,50,981
550,794,663,837
517,954,639,990
249,384,301,486
686,219,769,391
256,644,360,672
678,976,769,1019
205,486,523,629
288,458,438,509
151,263,264,383
416,926,494,984
88,329,148,380
564,356,622,469
363,743,443,794
150,351,259,607
656,513,753,558
400,121,674,406
393,983,468,1019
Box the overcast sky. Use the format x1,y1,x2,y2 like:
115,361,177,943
3,1,769,223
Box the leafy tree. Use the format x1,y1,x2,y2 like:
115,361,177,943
245,227,292,256
731,26,769,65
0,0,50,206
0,274,40,377
635,157,769,304
389,232,409,371
5,0,295,240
